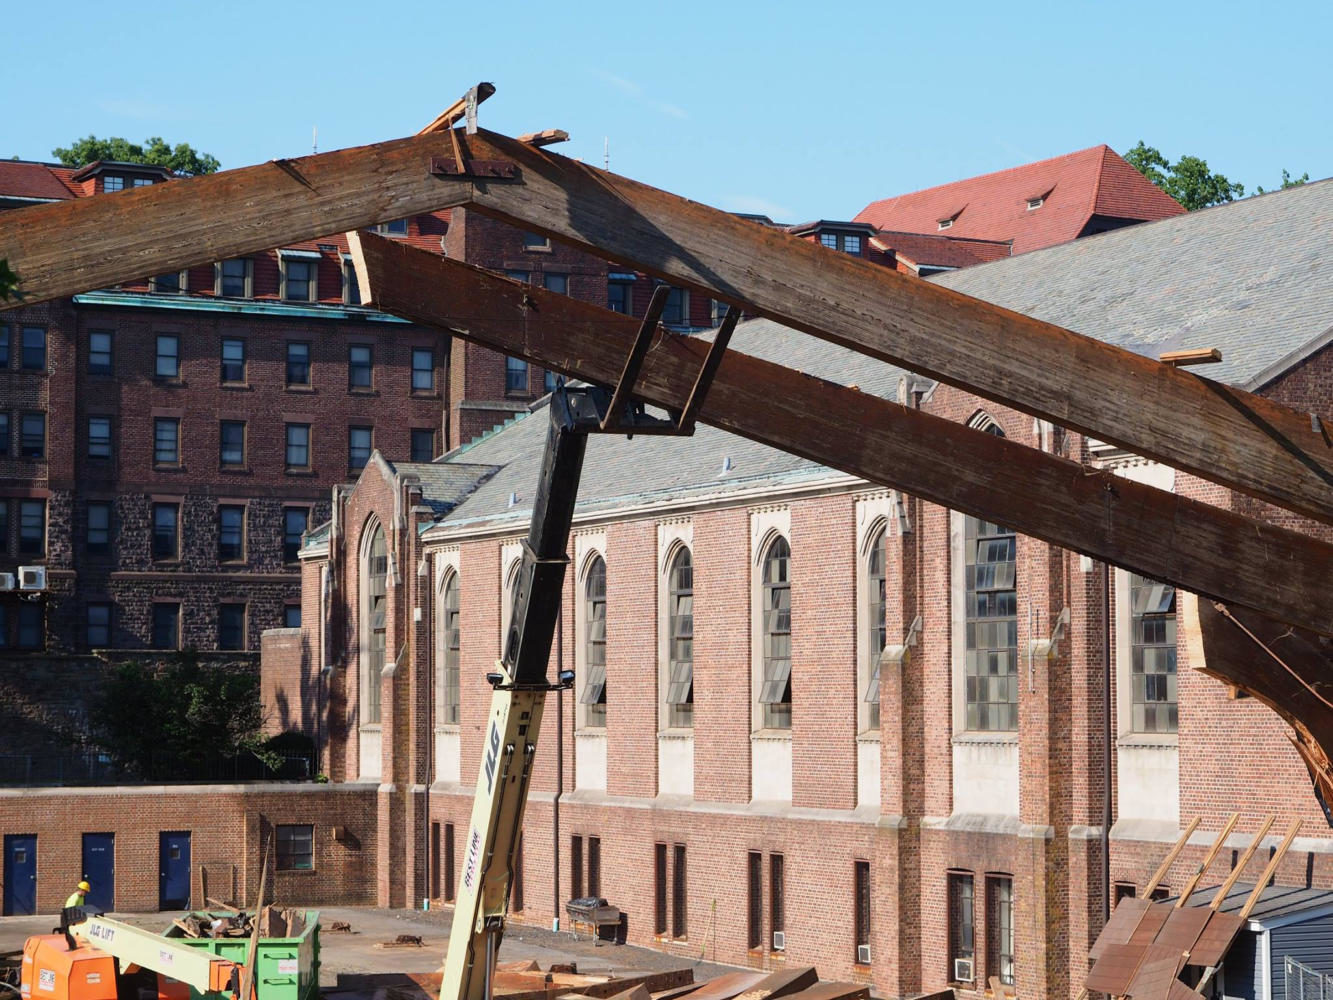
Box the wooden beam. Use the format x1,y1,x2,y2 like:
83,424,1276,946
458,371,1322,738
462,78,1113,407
3,123,1329,524
1160,348,1222,367
1174,814,1239,907
346,231,1333,636
1236,819,1302,922
1144,818,1203,897
453,128,1333,525
1208,817,1276,910
0,132,478,307
417,82,496,135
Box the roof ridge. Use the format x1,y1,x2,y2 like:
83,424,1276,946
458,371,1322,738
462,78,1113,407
442,408,533,461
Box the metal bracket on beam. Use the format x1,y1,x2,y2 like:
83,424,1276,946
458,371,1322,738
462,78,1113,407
429,157,517,179
599,291,737,439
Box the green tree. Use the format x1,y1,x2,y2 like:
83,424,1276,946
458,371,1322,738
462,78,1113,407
1254,169,1310,195
94,652,276,780
0,258,18,301
52,135,220,176
1124,141,1245,211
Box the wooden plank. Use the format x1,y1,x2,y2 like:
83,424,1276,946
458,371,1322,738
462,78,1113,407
1086,942,1148,995
1237,819,1302,922
731,967,818,1000
0,132,476,308
1145,818,1203,896
1124,945,1185,1000
661,973,765,1000
1175,814,1239,907
418,82,496,135
1187,912,1246,968
1152,907,1212,953
1209,818,1276,910
452,128,1333,525
348,231,1333,636
775,985,868,1000
1089,897,1149,959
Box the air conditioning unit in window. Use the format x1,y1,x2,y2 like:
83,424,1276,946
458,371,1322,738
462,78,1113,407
953,958,974,984
0,572,14,591
857,944,872,965
771,931,785,952
19,566,46,591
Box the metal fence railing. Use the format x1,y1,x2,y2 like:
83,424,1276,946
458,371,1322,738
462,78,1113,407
1286,955,1333,1000
0,750,315,787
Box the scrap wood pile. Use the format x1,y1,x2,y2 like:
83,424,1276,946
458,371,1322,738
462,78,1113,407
326,962,869,1000
1083,813,1300,1000
172,899,308,940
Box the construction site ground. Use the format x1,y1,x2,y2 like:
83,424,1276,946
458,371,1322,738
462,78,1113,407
0,906,739,988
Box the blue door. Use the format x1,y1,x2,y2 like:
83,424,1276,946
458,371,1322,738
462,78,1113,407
3,834,37,915
158,832,190,910
82,833,114,912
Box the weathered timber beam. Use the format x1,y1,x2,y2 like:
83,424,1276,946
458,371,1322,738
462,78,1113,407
348,231,1333,636
454,128,1333,525
1188,596,1333,813
0,133,477,306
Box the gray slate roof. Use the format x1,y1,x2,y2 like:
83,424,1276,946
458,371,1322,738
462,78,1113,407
383,460,499,514
428,321,906,534
932,178,1333,389
426,180,1333,532
1185,883,1333,926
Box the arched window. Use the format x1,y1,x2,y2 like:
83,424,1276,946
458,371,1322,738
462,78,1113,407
667,547,694,728
964,421,1016,731
865,526,887,729
581,556,607,727
760,536,792,729
362,523,387,724
441,571,460,725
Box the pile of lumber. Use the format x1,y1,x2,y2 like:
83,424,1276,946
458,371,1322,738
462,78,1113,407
171,900,307,940
329,963,868,1000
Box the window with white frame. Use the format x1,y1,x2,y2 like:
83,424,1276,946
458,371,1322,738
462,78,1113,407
666,547,694,728
441,570,461,725
865,525,887,729
582,555,607,727
1129,574,1177,733
281,255,318,302
759,536,792,729
362,522,387,724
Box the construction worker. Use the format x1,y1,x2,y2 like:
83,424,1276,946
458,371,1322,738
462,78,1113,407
59,880,92,949
64,880,91,909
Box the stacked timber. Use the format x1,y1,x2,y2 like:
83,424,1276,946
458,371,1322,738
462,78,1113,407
171,902,307,939
327,964,868,1000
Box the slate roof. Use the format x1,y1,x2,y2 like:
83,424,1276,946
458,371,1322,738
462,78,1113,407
856,145,1185,255
932,177,1333,389
381,459,500,514
427,321,906,534
424,178,1333,532
871,230,1012,270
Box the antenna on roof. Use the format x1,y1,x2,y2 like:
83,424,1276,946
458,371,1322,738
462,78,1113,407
312,126,318,155
604,137,609,171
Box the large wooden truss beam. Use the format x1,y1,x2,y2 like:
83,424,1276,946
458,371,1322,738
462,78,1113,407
453,129,1333,525
347,231,1333,637
1,123,1329,525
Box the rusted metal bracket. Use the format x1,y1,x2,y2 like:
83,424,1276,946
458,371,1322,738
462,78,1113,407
429,157,518,179
599,288,736,438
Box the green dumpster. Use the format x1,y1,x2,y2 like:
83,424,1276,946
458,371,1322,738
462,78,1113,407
162,910,320,1000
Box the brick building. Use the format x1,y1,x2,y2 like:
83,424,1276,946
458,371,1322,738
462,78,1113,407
261,179,1333,998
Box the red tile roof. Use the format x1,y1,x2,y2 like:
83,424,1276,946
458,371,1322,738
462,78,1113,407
0,160,80,201
855,145,1185,255
871,230,1011,270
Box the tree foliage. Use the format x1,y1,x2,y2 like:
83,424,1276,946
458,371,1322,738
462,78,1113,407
52,135,221,176
94,652,276,780
1124,141,1245,211
0,258,18,301
1255,169,1310,196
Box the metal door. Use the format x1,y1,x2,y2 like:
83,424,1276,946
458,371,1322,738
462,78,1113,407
3,834,37,915
82,833,114,911
158,831,190,910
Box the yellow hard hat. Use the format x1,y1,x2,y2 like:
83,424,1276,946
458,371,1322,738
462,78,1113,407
77,880,91,892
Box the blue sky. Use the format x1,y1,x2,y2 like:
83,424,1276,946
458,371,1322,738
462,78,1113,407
5,0,1328,222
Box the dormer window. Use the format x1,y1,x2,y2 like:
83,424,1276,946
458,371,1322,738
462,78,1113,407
103,176,125,193
938,219,953,231
1026,197,1044,211
842,234,863,255
820,233,839,249
368,219,409,236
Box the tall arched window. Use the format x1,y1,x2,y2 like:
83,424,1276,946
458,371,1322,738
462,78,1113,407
667,547,694,728
441,571,460,725
362,523,387,724
760,536,792,729
581,556,607,727
964,420,1016,731
865,526,887,729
